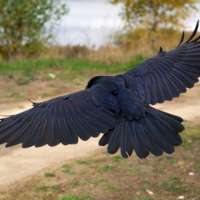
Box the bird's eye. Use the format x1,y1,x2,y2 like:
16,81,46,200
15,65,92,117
112,90,118,95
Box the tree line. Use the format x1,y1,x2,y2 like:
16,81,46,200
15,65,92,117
0,0,198,60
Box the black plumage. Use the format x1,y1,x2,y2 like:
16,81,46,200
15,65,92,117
2,21,200,159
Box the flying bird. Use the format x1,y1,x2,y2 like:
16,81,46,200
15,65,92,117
1,21,200,159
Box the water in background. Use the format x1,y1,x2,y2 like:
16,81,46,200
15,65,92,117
54,0,200,48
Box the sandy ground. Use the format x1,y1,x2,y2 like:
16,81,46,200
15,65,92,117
0,85,200,188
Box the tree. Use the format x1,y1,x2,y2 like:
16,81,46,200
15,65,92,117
110,0,198,48
0,0,68,60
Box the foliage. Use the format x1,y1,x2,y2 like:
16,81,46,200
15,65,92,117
0,0,68,60
110,0,197,30
110,0,198,47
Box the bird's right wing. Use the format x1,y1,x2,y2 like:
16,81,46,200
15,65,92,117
124,20,200,105
0,85,121,148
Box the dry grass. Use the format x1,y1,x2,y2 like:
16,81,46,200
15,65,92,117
5,30,199,65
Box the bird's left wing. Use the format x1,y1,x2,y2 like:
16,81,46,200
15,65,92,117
0,85,121,148
124,20,200,105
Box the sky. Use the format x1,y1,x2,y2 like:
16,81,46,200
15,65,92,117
53,0,200,48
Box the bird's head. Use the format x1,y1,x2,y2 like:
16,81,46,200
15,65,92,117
85,76,105,89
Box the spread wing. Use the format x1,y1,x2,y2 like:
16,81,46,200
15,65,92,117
0,85,121,148
124,20,200,105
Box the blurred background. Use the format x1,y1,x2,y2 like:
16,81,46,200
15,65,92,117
1,0,200,200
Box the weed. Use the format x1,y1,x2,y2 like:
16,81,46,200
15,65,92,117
113,155,124,162
141,181,149,191
170,175,179,180
196,165,200,170
45,172,55,177
49,84,56,87
17,77,29,85
107,184,118,190
181,143,190,147
69,182,79,188
123,168,137,174
76,160,91,165
58,194,94,200
89,178,106,185
41,92,55,98
80,182,87,185
4,93,26,99
34,185,60,192
157,168,164,172
165,182,178,191
61,164,76,175
102,165,116,172
168,159,178,164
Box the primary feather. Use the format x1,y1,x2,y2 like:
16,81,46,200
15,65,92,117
1,21,200,159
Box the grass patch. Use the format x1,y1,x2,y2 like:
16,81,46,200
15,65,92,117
102,165,116,172
44,171,55,177
41,92,55,98
170,175,179,180
58,194,94,200
69,182,79,188
34,185,60,192
0,58,145,79
4,93,26,99
180,143,190,147
76,160,91,165
157,168,164,172
107,184,118,190
89,178,106,185
123,167,137,174
61,164,76,175
113,155,123,162
196,165,200,170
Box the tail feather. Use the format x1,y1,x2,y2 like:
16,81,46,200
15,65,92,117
134,122,163,157
121,119,134,158
107,123,121,154
129,122,149,159
99,129,113,146
99,106,184,159
148,107,184,132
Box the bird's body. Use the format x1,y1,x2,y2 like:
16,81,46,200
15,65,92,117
1,21,200,159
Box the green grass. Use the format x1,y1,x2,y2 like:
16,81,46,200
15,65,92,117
170,175,179,180
0,58,145,78
69,182,79,188
58,194,94,200
4,93,26,99
89,178,106,185
102,165,116,172
34,185,60,192
113,155,124,162
123,167,137,174
196,165,200,170
135,198,154,200
157,168,164,172
44,171,56,177
76,160,91,165
180,143,190,147
61,164,76,175
69,178,106,188
107,184,118,190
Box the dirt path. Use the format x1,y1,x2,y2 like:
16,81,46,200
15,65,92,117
0,85,200,188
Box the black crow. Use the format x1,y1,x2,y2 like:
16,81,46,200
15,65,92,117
1,21,200,159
